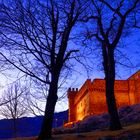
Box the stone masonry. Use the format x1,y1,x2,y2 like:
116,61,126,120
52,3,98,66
68,70,140,122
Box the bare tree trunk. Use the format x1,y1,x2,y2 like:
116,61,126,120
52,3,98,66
38,76,58,139
102,44,122,130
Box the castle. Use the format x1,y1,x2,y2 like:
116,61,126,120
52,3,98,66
67,70,140,123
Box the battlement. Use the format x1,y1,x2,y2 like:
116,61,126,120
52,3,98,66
67,70,140,123
67,88,78,99
68,88,78,92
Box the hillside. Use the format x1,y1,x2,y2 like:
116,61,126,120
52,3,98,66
54,104,140,134
0,110,68,139
10,122,140,140
1,104,140,139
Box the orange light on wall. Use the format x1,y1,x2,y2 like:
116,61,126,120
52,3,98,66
67,70,140,124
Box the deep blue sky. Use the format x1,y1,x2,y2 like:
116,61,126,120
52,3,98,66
0,0,140,115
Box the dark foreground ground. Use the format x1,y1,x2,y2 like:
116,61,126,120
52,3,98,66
5,104,140,140
10,122,140,140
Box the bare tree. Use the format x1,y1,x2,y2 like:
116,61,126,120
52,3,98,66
0,0,88,139
82,0,140,130
27,83,48,116
0,81,28,137
133,6,140,29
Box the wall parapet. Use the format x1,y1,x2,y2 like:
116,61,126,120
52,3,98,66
67,70,140,123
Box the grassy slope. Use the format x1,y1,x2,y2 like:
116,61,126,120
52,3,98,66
11,122,140,140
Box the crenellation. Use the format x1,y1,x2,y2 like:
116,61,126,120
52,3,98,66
67,70,140,123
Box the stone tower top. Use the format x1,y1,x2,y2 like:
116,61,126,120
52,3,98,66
68,88,78,92
67,88,78,99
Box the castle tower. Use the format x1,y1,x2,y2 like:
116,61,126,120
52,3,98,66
128,70,140,104
66,70,140,124
67,88,78,122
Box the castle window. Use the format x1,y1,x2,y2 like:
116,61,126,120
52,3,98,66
84,99,86,104
84,109,85,115
81,102,82,107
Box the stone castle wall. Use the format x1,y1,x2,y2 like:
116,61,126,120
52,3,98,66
68,70,140,122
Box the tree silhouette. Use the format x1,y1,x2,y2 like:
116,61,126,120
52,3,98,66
0,81,28,137
0,0,88,139
82,0,140,130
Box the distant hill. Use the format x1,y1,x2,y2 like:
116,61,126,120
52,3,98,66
0,110,68,139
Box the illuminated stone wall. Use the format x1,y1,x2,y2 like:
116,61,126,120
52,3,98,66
67,88,78,122
89,79,107,115
128,70,140,104
67,70,140,122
